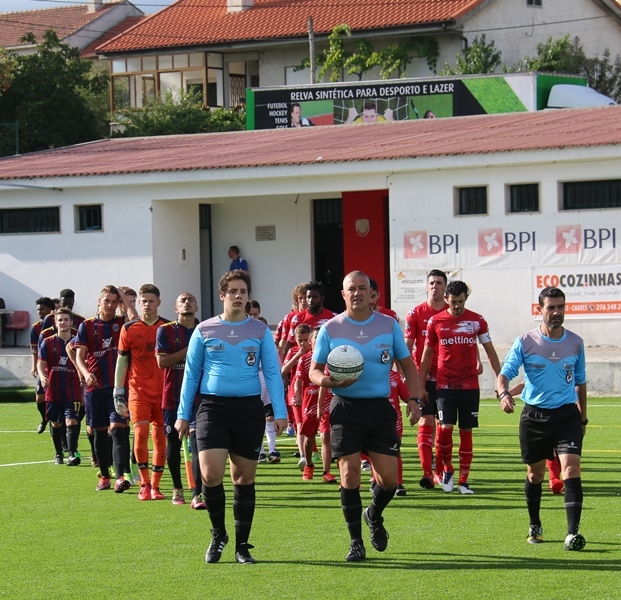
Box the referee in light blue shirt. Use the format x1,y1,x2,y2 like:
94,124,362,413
497,286,588,551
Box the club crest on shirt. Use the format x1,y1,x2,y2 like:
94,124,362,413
566,370,573,384
247,352,256,366
112,324,120,332
380,349,391,364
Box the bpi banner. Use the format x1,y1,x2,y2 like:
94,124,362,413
398,216,619,270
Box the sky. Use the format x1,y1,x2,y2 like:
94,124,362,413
2,0,174,14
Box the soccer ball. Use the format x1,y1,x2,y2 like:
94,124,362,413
326,345,364,382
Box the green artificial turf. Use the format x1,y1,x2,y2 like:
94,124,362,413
1,399,619,599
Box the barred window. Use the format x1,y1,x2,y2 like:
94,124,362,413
509,184,539,213
76,205,102,232
0,207,60,234
563,180,621,210
457,186,487,215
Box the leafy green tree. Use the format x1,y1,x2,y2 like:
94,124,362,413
297,25,438,82
441,33,502,75
112,90,245,137
0,30,109,156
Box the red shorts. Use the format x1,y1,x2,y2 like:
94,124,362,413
300,410,329,437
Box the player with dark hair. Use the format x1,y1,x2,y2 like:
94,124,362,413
310,271,422,562
30,296,56,434
369,278,398,321
37,308,83,465
75,285,135,491
248,300,261,319
228,246,248,273
156,292,201,507
41,288,85,331
277,283,308,360
176,270,287,564
283,281,336,358
497,286,588,551
419,280,501,495
404,269,448,488
114,284,169,501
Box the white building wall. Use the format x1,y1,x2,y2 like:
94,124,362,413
468,0,621,69
388,156,621,346
0,186,155,345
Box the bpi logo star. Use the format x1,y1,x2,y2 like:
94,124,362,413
478,228,503,256
403,231,427,258
556,225,581,254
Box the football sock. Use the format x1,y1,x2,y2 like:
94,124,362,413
124,426,132,474
233,483,256,549
190,431,201,498
341,486,363,541
547,456,562,481
51,424,64,454
152,465,165,489
434,427,443,476
397,454,403,486
87,430,95,456
94,428,111,478
110,427,126,480
438,426,454,473
60,422,68,449
36,401,46,420
205,483,226,531
66,424,79,455
458,429,473,484
166,427,183,489
525,479,542,526
265,420,277,454
152,424,167,475
417,424,434,478
133,423,151,485
367,483,396,521
564,477,583,534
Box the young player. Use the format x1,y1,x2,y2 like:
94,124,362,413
114,284,169,501
419,280,501,495
37,308,83,465
75,285,133,492
404,269,449,488
156,292,200,506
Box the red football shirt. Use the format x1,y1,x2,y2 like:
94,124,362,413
404,301,448,378
425,308,490,390
287,308,337,343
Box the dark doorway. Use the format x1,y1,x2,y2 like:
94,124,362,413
313,198,345,313
199,204,214,320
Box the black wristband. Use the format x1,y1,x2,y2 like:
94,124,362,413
409,398,421,406
582,419,589,426
498,391,511,401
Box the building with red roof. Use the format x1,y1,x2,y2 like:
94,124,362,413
96,0,621,110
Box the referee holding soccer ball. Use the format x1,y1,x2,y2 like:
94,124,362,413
310,271,422,562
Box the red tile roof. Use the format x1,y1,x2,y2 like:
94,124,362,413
0,3,118,49
81,15,146,57
98,0,484,53
1,106,620,181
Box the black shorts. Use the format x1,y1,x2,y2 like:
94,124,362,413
420,380,439,417
195,395,265,460
437,389,479,428
519,403,583,464
330,396,400,459
46,400,81,423
85,388,127,429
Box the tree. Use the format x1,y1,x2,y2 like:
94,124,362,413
112,90,245,137
441,34,502,75
0,30,109,157
296,25,438,82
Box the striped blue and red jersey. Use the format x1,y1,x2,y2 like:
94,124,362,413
38,335,82,403
30,320,45,352
74,316,126,391
156,320,196,410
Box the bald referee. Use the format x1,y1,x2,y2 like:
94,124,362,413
310,271,422,562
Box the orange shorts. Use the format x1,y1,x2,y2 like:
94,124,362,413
129,397,164,426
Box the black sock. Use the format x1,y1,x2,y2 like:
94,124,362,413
525,479,542,527
190,431,201,498
87,431,95,455
367,483,397,521
66,424,79,455
340,486,362,541
204,483,226,532
94,429,111,478
36,402,46,421
110,427,126,480
564,477,583,534
51,425,64,455
124,426,132,473
166,430,183,489
60,422,68,450
234,483,256,549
